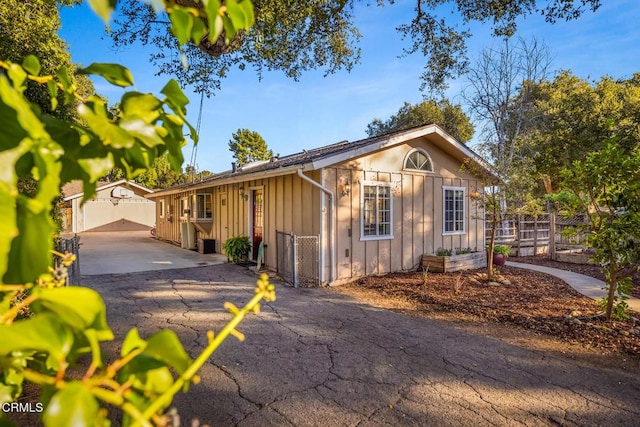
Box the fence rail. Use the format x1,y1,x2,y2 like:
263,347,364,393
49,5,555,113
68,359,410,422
275,230,320,288
486,212,590,258
55,234,81,286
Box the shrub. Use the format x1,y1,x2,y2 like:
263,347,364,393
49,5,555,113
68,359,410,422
493,245,511,256
222,236,252,262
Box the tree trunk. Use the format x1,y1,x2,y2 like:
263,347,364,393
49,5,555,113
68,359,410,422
605,266,618,320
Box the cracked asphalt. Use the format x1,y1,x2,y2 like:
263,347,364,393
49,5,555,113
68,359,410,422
83,264,640,427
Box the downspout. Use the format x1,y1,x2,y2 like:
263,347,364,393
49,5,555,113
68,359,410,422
297,169,335,283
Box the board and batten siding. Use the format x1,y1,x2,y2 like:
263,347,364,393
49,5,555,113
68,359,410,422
152,171,322,271
323,137,484,282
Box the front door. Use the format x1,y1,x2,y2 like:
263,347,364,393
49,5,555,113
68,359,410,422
218,192,228,248
251,189,263,260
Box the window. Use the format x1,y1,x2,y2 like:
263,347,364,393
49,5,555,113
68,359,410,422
361,181,393,239
159,199,165,218
443,186,466,234
196,193,212,220
404,148,433,172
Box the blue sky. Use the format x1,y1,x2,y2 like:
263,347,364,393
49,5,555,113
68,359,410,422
59,1,640,174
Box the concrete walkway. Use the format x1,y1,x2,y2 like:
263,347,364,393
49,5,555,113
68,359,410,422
508,261,640,313
79,231,227,275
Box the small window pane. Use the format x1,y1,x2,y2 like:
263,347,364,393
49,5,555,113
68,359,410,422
362,183,392,238
444,188,465,233
405,150,432,172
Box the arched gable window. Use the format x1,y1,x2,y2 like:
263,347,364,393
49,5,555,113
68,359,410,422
403,148,433,172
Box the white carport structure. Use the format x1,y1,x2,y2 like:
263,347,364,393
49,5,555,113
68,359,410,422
62,179,156,233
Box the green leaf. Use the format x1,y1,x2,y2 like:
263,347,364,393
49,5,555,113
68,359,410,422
31,287,113,338
130,366,174,395
55,66,75,105
42,382,99,427
121,92,162,123
78,63,134,88
77,156,115,182
0,75,49,150
46,80,58,111
169,8,193,46
0,185,18,284
160,80,189,113
77,100,135,149
191,16,207,45
212,15,225,43
222,15,237,42
204,0,222,41
0,383,18,407
86,0,117,25
4,201,53,284
121,328,146,357
142,330,192,375
0,314,73,362
237,0,255,28
226,0,253,30
22,55,41,76
6,64,27,94
120,119,165,149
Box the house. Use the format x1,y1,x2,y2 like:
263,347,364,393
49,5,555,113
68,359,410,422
146,125,494,285
61,179,156,233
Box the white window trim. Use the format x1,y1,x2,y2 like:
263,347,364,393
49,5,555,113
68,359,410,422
442,186,466,235
403,148,434,173
195,193,213,221
360,180,394,241
159,199,165,218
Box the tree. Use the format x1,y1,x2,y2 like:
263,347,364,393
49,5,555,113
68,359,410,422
462,36,553,209
229,128,273,166
110,0,601,94
0,0,93,119
460,37,552,278
103,155,212,189
558,140,640,320
526,72,640,190
366,99,474,142
1,0,95,235
1,2,277,425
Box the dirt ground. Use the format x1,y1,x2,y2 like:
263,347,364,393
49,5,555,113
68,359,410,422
336,263,640,361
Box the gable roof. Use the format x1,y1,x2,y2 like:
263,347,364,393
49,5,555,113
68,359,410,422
148,124,495,198
62,179,154,202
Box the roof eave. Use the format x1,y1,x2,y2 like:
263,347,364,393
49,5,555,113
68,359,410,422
63,179,154,201
146,162,314,198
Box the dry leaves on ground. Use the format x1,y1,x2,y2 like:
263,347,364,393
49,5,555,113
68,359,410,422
339,266,640,359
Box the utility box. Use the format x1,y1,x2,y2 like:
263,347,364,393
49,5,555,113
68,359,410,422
198,238,215,254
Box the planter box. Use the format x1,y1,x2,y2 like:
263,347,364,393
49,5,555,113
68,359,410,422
421,252,487,273
554,250,596,265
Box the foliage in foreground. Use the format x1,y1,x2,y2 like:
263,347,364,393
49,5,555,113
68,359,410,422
0,1,278,425
110,0,602,94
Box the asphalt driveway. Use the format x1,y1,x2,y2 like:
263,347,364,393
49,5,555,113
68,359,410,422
78,231,227,275
83,264,640,426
